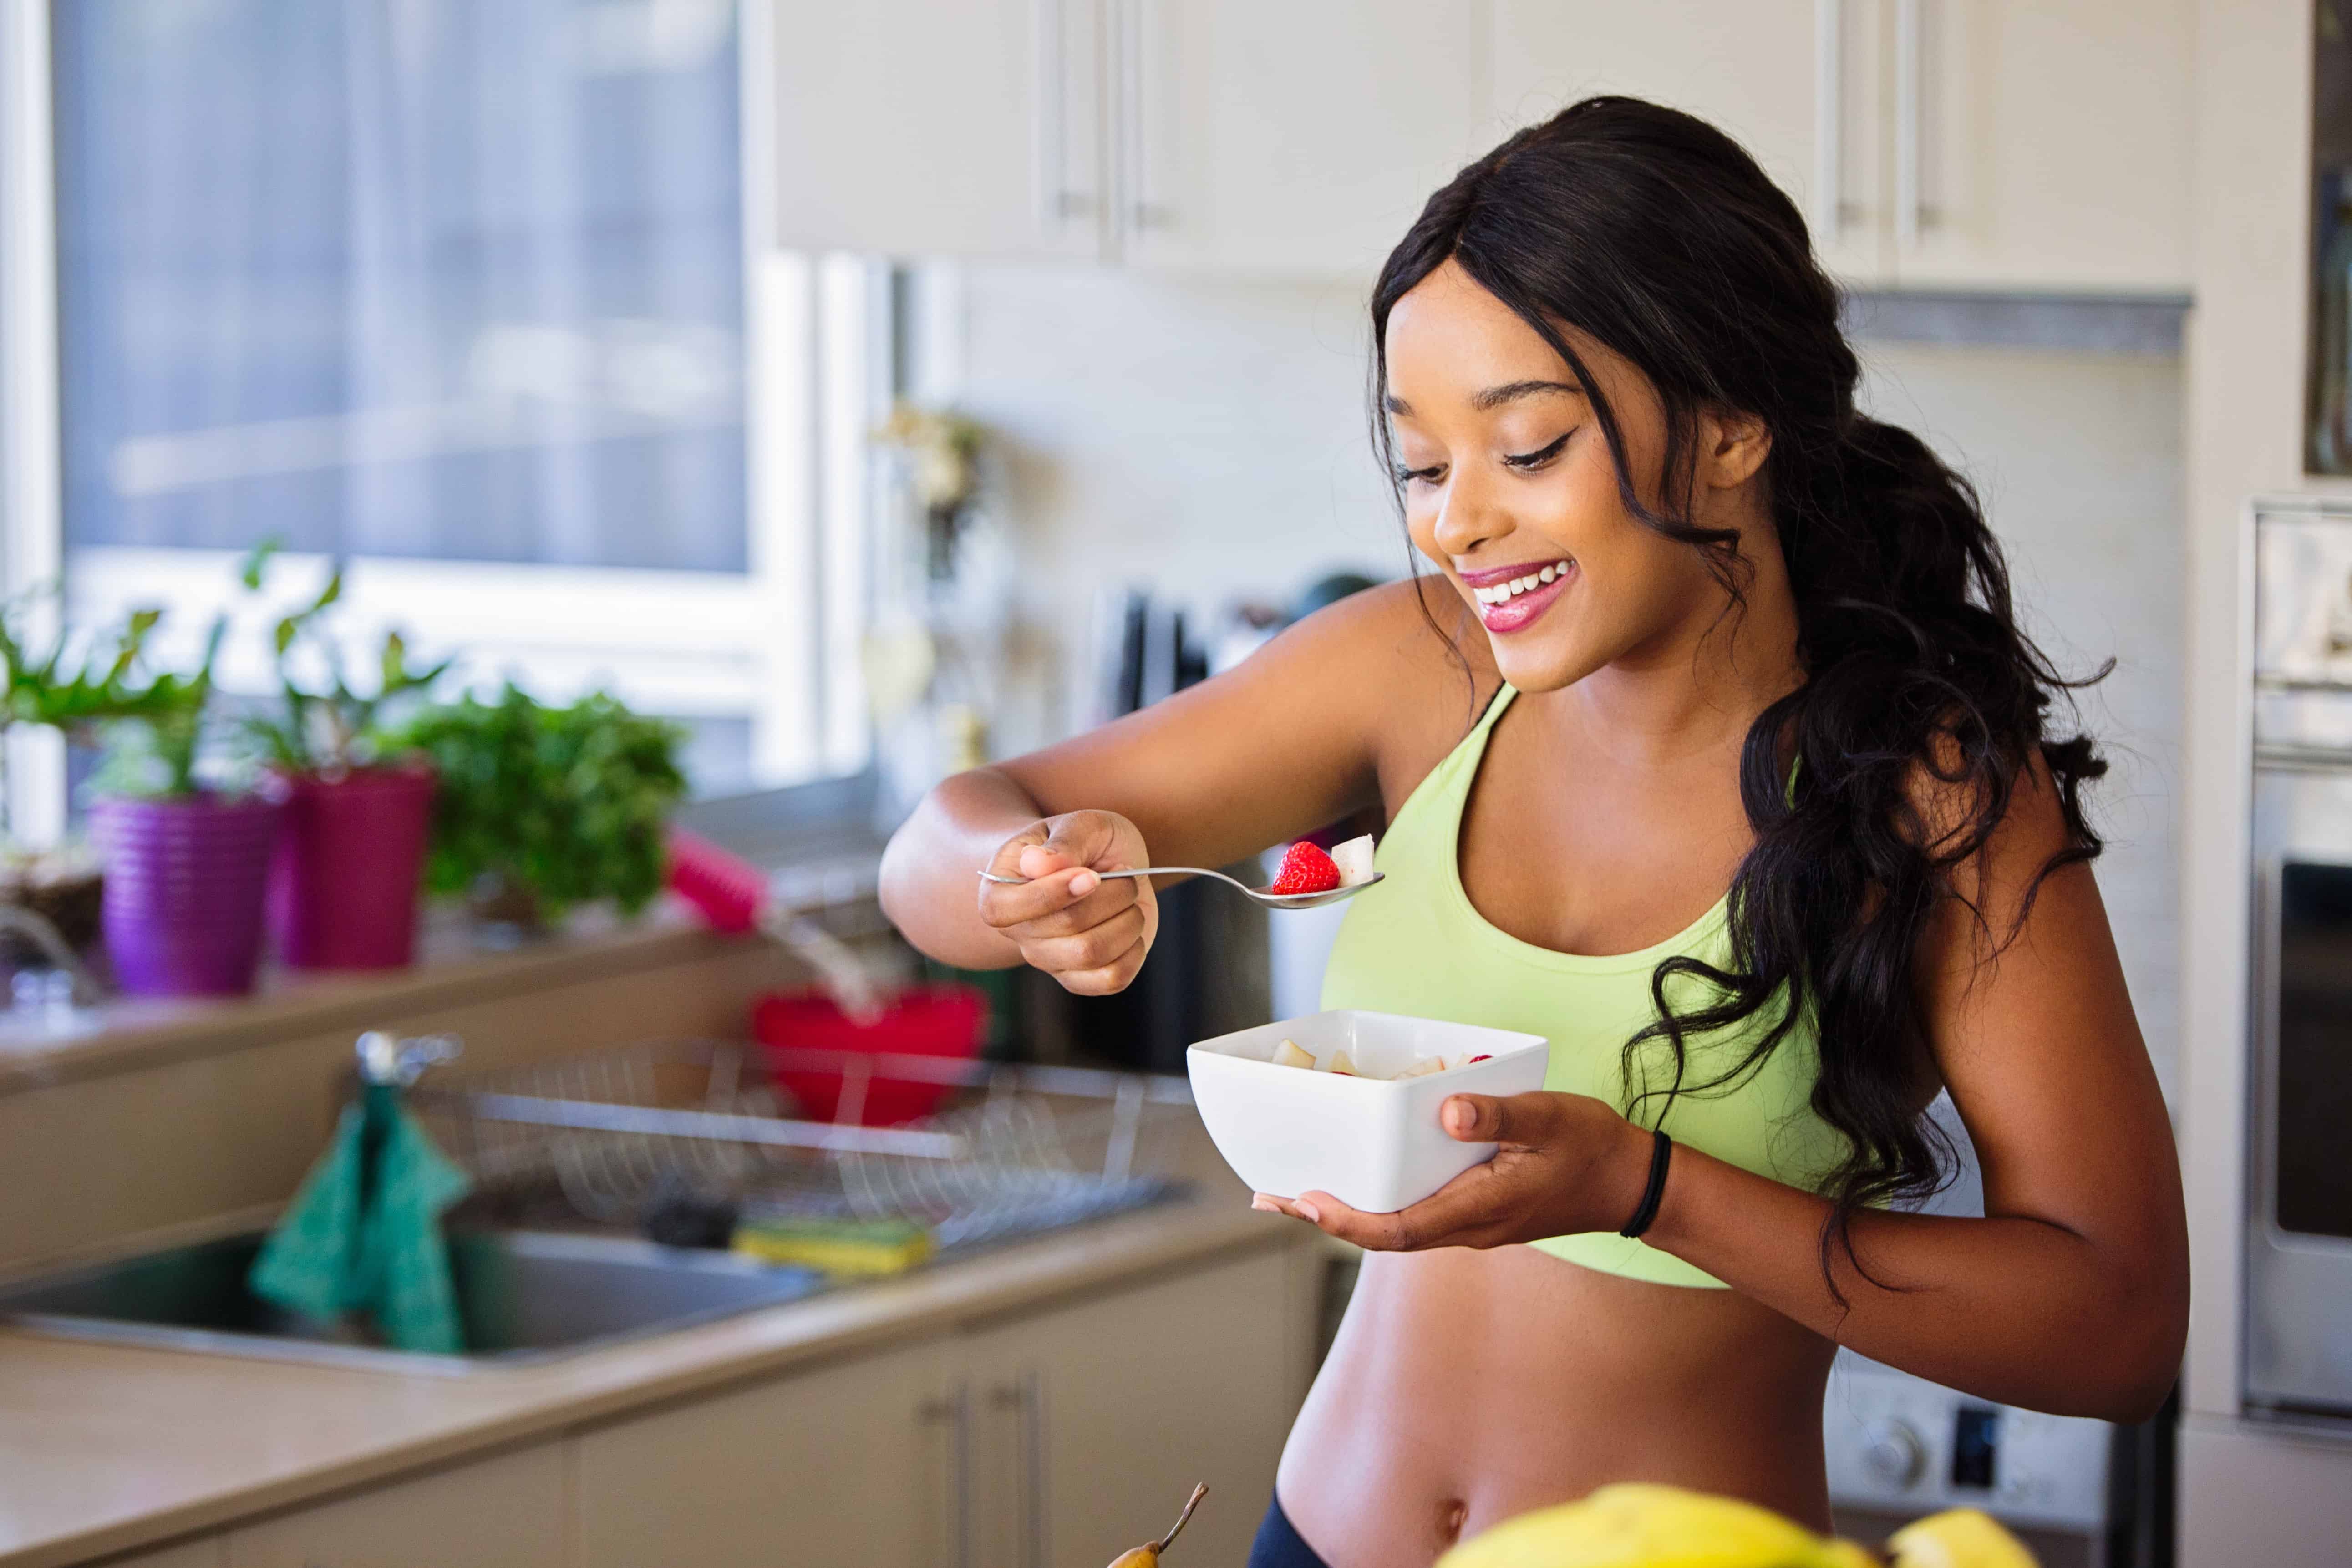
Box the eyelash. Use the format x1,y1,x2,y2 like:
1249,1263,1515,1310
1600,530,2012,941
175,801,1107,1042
1390,429,1576,487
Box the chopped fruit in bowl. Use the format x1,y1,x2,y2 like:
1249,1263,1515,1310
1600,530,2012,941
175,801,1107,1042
1269,841,1341,895
1263,1036,1488,1081
1328,834,1377,888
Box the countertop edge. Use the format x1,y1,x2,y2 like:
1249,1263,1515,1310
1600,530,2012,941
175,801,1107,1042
0,911,738,1098
3,1189,1299,1568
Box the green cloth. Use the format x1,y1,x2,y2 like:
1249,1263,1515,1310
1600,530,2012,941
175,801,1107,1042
249,1081,473,1354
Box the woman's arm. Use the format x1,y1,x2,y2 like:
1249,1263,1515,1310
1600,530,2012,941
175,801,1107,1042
1266,761,2189,1423
879,581,1476,984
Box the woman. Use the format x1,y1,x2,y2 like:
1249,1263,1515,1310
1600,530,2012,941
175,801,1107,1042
879,98,2188,1568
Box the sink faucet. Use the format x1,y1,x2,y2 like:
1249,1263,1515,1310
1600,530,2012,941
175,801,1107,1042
356,1030,463,1086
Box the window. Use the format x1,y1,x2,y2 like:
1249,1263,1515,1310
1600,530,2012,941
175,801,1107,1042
2,0,882,835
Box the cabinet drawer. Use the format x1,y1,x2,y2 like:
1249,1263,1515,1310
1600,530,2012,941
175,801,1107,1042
227,1445,562,1568
574,1338,957,1568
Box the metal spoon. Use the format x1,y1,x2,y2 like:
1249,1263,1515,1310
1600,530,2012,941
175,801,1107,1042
977,865,1384,911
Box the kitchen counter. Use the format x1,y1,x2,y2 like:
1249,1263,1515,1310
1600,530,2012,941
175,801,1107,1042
0,1131,1297,1568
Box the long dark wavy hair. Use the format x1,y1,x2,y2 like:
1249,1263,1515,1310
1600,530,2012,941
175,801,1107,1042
1371,96,2106,1288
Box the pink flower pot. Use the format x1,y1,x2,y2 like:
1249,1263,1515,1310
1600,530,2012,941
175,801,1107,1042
93,793,281,997
265,765,436,970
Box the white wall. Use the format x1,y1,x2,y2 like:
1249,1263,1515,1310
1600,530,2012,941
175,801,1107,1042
1858,341,2186,1097
945,267,2188,1094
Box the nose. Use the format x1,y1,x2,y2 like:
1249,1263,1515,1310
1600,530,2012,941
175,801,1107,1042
1430,466,1508,560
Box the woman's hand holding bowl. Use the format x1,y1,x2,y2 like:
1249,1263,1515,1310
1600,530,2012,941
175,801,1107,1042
1253,1089,1656,1251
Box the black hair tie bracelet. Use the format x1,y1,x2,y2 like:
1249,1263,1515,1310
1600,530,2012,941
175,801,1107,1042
1618,1128,1673,1239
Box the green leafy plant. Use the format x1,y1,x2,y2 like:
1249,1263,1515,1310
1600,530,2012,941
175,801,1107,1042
238,542,452,776
0,590,229,800
393,685,686,923
0,592,204,736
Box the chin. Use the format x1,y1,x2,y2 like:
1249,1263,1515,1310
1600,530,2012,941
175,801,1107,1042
1488,639,1591,694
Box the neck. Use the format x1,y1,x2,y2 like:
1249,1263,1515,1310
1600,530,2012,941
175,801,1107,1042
1543,549,1803,769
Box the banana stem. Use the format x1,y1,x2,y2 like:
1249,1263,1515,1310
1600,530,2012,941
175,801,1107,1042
1156,1484,1208,1555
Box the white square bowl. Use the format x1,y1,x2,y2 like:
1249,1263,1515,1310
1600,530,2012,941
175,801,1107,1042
1186,1010,1550,1213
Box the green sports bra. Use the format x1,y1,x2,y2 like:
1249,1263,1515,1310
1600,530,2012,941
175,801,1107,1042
1319,685,1847,1288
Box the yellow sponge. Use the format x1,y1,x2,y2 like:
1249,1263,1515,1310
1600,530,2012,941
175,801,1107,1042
731,1216,934,1277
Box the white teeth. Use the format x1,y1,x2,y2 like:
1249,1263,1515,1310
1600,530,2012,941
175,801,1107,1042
1473,563,1570,606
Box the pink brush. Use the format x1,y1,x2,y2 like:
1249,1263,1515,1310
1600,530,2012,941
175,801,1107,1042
665,828,882,1019
665,827,767,934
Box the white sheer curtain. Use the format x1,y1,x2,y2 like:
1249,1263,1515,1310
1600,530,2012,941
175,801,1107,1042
54,0,746,572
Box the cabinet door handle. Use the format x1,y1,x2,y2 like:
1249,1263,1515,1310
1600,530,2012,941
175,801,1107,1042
920,1382,975,1568
1115,0,1169,238
990,1371,1050,1568
1034,0,1093,228
1895,0,1930,247
1813,0,1843,238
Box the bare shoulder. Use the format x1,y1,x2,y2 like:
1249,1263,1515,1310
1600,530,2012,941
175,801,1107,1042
1904,731,2094,945
1262,577,1503,809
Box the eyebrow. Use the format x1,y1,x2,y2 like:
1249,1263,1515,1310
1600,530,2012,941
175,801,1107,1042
1383,379,1587,417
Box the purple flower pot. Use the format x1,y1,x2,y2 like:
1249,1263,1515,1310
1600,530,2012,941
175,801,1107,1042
92,793,281,997
265,765,436,970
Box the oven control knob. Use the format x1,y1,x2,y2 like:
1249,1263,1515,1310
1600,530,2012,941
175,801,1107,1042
1861,1419,1926,1487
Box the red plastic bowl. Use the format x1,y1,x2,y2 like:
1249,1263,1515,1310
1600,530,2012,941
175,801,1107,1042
755,985,987,1126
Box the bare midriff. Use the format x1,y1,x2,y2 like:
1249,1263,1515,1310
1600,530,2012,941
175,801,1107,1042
1276,1245,1835,1567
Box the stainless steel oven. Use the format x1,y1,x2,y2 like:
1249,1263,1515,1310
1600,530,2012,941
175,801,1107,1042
2247,502,2352,1422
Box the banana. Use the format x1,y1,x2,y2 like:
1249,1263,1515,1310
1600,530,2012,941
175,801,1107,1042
1436,1483,1880,1568
1105,1482,1207,1568
1886,1509,2040,1568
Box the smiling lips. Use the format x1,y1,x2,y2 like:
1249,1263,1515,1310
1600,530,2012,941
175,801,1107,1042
1461,558,1573,633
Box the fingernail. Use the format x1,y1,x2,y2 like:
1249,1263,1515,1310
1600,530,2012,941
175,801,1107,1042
1251,1194,1278,1213
1295,1201,1321,1224
1070,870,1097,896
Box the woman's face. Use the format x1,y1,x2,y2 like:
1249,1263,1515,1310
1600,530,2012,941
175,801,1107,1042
1383,259,1767,696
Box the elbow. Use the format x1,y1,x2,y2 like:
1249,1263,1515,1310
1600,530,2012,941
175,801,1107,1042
2076,1268,2189,1425
876,818,956,963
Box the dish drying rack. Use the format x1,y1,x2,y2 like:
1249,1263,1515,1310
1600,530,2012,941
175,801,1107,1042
411,1039,1196,1254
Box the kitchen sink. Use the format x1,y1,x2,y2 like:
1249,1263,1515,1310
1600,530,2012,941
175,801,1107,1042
0,1228,826,1374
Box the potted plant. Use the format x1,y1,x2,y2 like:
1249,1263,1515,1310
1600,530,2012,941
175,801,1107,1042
0,595,172,964
85,611,283,997
240,546,450,969
393,684,685,940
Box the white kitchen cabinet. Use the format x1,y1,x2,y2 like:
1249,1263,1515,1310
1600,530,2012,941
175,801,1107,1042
574,1337,960,1568
765,0,1479,275
768,0,1106,260
227,1445,563,1568
1487,0,1888,284
1117,0,1483,275
963,1248,1300,1568
1486,0,2189,294
569,1243,1308,1568
1889,0,2191,292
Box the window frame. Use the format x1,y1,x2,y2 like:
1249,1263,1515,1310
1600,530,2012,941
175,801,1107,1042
0,0,877,836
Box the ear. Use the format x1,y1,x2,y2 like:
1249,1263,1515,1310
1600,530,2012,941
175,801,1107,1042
1697,408,1772,490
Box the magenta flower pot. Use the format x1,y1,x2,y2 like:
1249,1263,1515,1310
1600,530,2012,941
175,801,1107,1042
265,765,436,970
92,793,282,997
